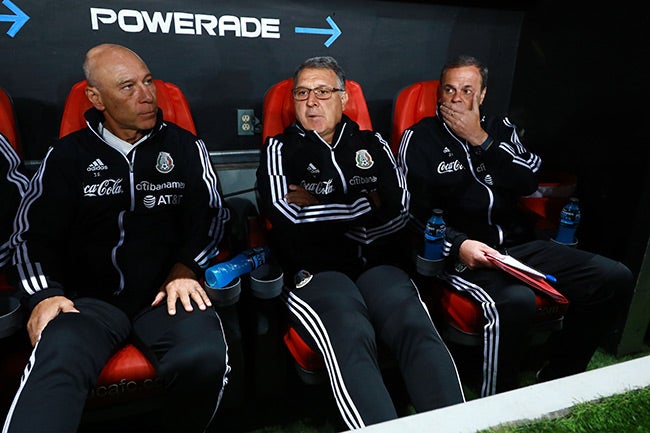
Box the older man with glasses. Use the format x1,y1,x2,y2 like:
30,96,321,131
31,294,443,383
256,56,465,430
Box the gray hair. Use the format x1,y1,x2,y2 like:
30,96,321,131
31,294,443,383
293,56,346,90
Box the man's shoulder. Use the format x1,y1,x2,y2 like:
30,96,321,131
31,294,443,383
59,125,91,143
159,121,198,144
402,116,441,145
265,125,305,150
162,120,194,135
55,129,91,156
481,113,514,134
408,115,438,132
353,127,383,143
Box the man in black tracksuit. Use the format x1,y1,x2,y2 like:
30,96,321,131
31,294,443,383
3,44,231,433
397,55,634,396
256,56,465,430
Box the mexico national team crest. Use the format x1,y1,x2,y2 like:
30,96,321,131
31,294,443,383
156,152,174,174
355,149,374,169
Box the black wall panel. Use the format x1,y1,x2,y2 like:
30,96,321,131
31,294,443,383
0,0,525,161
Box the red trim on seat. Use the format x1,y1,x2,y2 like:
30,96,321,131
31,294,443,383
428,279,566,336
390,80,439,150
96,344,156,385
0,87,21,155
282,327,325,372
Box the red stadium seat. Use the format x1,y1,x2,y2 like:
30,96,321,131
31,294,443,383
391,80,567,348
59,80,245,425
260,77,374,384
56,79,204,410
391,80,440,148
262,78,373,141
1,80,218,425
59,79,197,138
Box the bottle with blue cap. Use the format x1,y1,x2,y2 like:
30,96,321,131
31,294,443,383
205,246,270,289
554,197,581,245
423,208,446,260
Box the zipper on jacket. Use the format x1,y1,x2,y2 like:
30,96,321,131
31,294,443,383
329,123,348,194
444,122,504,242
128,150,136,211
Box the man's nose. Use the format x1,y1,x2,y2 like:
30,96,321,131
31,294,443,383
137,83,155,103
306,91,319,105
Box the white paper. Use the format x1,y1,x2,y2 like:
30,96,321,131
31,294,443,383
485,253,546,280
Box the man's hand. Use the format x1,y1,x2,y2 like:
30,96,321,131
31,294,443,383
367,190,381,208
152,263,212,315
27,296,79,346
458,239,503,270
285,184,319,206
439,90,488,146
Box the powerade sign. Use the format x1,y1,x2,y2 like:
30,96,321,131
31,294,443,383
90,8,280,39
90,7,342,47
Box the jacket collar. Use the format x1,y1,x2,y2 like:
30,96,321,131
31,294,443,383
292,113,357,147
84,107,165,142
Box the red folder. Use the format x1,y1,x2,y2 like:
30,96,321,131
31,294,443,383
485,255,569,305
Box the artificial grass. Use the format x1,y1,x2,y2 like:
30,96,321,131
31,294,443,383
477,386,650,433
477,346,650,433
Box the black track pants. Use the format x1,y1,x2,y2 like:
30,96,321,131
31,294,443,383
2,298,229,433
441,239,634,396
284,264,465,430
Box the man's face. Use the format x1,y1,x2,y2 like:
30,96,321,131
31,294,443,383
438,65,486,110
87,50,158,142
293,67,348,144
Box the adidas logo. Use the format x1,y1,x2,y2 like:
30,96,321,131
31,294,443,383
307,163,319,174
87,158,108,172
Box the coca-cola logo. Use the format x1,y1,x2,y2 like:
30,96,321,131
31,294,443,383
437,160,464,174
300,179,334,195
84,178,124,197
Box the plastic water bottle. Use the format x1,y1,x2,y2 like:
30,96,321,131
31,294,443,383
554,197,581,245
423,209,446,260
205,246,270,288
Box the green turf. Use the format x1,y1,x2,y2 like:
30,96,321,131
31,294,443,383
477,386,650,433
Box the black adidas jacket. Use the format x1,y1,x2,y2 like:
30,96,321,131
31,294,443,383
397,111,541,259
256,115,409,282
10,108,229,316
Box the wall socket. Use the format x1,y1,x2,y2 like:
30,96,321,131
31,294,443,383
237,109,255,136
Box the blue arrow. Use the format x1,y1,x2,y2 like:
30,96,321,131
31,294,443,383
0,0,29,38
295,16,341,48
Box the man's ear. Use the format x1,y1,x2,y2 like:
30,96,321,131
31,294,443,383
340,90,349,111
85,86,105,111
479,86,487,105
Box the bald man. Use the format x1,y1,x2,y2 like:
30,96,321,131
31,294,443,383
3,44,231,433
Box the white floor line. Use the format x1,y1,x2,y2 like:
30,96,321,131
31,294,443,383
354,355,650,433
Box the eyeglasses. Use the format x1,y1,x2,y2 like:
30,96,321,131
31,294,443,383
292,86,344,101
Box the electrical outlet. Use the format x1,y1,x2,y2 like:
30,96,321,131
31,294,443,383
237,109,255,136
